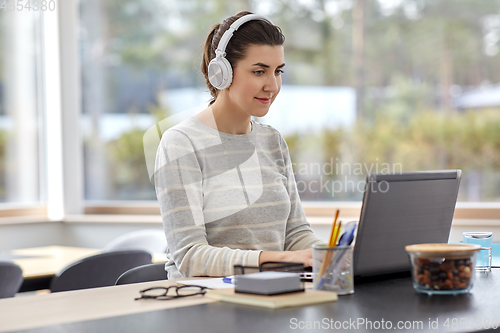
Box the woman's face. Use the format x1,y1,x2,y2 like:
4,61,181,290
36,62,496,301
225,44,284,118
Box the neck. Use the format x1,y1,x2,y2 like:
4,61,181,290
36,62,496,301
210,98,252,135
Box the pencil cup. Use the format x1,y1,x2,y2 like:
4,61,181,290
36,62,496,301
312,244,354,295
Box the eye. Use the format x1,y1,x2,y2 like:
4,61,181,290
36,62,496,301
275,69,284,75
254,70,264,75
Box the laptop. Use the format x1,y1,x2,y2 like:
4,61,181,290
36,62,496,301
353,170,462,278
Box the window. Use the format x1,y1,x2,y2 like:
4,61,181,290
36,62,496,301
78,0,500,203
0,9,43,205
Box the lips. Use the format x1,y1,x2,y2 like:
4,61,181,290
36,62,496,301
255,97,271,104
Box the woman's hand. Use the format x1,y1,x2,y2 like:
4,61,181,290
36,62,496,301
259,248,314,267
287,248,314,267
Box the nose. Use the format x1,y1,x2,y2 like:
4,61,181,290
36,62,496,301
263,73,280,94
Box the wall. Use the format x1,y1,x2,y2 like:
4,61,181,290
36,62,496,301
0,220,163,251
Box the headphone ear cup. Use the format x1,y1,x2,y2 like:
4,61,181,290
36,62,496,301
208,57,233,90
217,57,233,90
208,58,223,89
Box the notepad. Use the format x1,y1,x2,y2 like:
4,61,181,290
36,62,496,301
235,271,303,295
177,277,235,289
206,288,338,309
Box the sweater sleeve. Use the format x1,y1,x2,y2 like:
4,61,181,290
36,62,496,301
154,129,261,277
278,135,324,251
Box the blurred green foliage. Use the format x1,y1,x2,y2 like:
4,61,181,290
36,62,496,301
104,101,171,199
346,109,500,172
283,108,500,201
107,127,150,199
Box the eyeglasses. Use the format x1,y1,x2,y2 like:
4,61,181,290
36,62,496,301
135,285,208,301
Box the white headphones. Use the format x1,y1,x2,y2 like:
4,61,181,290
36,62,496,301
208,14,274,90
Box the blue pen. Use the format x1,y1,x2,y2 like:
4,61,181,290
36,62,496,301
338,222,357,246
222,277,234,284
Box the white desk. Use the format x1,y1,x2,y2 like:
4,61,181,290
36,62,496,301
0,278,215,332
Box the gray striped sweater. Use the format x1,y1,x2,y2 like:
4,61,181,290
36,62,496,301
154,117,323,279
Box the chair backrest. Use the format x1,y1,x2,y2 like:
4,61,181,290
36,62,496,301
50,250,152,293
115,262,167,285
0,262,23,298
102,229,167,254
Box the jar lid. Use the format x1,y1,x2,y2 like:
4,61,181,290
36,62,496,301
405,243,481,255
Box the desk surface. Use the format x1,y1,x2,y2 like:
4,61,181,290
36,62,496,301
0,277,215,333
2,246,167,279
0,271,499,333
8,246,101,279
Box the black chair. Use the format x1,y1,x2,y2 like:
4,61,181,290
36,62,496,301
115,262,167,285
0,262,23,298
50,250,152,293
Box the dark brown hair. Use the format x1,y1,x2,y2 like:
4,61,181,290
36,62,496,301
201,11,285,105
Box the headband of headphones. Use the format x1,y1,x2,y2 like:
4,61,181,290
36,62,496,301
214,14,274,59
208,14,274,90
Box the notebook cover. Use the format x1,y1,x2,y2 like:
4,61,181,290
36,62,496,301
235,271,303,295
206,288,338,309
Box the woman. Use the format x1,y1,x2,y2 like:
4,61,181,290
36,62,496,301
155,11,323,279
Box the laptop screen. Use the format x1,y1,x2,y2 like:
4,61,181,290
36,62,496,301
353,170,462,277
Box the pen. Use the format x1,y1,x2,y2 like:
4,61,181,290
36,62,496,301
222,277,233,284
338,221,357,246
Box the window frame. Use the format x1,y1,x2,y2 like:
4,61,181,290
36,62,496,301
44,0,83,219
81,200,500,221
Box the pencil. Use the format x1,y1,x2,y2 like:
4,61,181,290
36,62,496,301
327,210,340,247
333,221,342,246
316,211,340,289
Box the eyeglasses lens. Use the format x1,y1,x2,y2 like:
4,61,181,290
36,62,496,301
177,286,204,297
142,287,168,298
